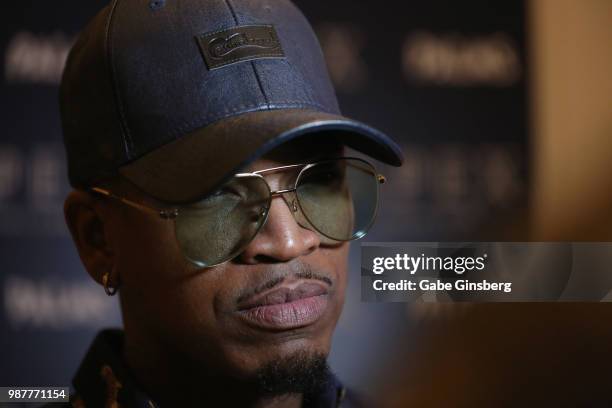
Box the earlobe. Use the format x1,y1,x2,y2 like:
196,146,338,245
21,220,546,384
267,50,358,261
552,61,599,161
64,190,115,286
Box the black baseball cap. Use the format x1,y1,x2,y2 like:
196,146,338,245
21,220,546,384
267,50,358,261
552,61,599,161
60,0,403,204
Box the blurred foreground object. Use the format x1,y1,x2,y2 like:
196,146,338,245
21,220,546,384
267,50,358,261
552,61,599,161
530,0,612,240
384,304,612,407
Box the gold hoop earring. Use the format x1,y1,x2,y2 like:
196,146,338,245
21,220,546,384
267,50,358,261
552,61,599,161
102,271,118,296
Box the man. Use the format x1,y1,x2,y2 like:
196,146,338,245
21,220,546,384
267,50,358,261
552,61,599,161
59,0,402,407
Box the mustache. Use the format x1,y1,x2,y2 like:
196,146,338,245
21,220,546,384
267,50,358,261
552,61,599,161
235,262,333,305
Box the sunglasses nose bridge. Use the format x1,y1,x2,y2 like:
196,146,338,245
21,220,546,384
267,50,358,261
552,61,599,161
270,188,298,213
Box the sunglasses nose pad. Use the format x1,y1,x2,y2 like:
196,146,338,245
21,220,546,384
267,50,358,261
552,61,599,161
278,191,295,212
279,191,309,227
279,190,342,246
253,206,268,222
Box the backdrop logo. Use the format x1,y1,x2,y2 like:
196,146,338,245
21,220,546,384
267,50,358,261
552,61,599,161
197,25,285,69
316,23,368,93
402,31,521,86
3,276,118,329
4,31,73,85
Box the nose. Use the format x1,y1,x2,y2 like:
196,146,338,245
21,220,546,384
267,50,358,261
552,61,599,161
237,193,320,264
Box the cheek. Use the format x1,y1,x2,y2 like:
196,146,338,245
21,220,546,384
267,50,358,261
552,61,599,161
114,214,189,285
325,243,349,294
113,214,219,333
311,242,350,324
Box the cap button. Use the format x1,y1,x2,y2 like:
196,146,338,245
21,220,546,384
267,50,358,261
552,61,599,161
149,0,165,11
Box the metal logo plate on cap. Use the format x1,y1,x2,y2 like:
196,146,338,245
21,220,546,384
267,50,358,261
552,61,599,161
197,24,285,70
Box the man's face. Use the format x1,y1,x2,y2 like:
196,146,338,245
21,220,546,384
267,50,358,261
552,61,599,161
106,139,349,383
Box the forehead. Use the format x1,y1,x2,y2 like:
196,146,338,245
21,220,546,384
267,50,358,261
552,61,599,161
246,134,344,172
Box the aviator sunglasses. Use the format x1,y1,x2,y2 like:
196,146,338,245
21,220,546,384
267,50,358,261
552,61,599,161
91,157,386,268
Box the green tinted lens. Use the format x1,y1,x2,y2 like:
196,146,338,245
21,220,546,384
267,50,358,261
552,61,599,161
174,175,270,267
295,158,379,241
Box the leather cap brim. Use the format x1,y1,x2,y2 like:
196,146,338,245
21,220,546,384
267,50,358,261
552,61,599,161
119,108,404,204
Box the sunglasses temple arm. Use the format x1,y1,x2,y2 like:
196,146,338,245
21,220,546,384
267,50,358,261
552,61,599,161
90,187,177,219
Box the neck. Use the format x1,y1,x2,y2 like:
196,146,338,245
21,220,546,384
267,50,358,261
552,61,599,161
122,330,303,408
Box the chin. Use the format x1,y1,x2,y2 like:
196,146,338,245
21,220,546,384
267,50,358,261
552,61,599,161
219,324,335,380
227,339,332,393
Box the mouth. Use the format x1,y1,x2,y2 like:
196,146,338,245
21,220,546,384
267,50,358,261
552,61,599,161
236,280,330,331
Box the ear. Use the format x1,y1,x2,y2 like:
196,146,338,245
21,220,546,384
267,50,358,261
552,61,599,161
64,190,116,287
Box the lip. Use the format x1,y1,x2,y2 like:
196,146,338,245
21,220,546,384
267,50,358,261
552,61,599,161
236,281,330,330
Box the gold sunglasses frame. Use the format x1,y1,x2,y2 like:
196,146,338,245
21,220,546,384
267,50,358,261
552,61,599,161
90,157,386,266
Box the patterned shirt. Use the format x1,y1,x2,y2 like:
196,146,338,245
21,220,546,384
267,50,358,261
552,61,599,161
47,329,359,408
